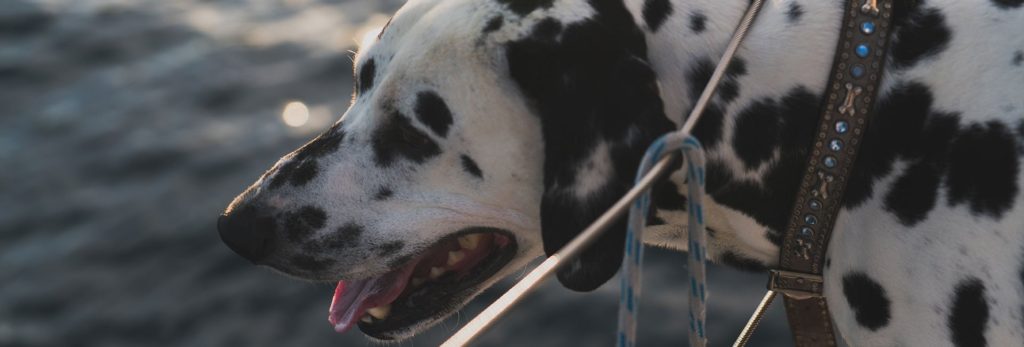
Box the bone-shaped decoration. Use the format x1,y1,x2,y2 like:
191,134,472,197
861,0,880,16
813,171,835,200
794,239,813,260
837,83,863,117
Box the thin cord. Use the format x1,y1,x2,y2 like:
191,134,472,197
733,290,777,347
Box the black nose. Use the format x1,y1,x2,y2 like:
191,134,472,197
217,207,277,264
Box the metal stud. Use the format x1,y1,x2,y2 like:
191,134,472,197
856,44,870,58
861,21,875,35
808,199,822,210
823,156,838,168
851,64,866,78
829,139,844,152
800,227,814,238
835,120,849,134
804,214,818,225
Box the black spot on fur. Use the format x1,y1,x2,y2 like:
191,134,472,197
726,58,748,77
372,110,442,167
787,2,804,23
496,0,554,16
689,11,707,33
289,160,319,187
686,57,748,146
949,278,989,347
299,127,346,159
1013,50,1023,66
707,88,819,242
269,128,346,189
377,241,404,255
946,121,1020,218
720,252,766,272
846,81,1018,221
884,113,961,226
692,105,725,148
484,16,504,33
283,206,327,242
734,99,783,170
845,82,937,207
993,0,1024,9
324,222,363,249
533,18,563,39
687,58,715,101
460,155,483,179
643,0,673,32
269,160,299,189
718,58,748,103
843,272,892,331
733,87,819,170
505,0,675,291
891,7,952,69
686,59,725,147
892,0,923,25
358,59,376,95
414,91,454,138
884,162,941,225
375,187,393,200
652,176,688,211
290,255,332,272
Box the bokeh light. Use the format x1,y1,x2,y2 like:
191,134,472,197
282,101,310,127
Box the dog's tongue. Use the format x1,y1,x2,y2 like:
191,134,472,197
328,262,417,333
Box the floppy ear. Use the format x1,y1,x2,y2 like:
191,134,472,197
504,4,675,291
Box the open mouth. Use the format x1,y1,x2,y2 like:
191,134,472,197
328,227,517,339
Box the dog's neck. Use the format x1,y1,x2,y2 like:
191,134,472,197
631,0,844,267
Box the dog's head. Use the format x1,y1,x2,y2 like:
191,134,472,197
218,0,674,340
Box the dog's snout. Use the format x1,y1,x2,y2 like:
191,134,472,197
217,207,277,264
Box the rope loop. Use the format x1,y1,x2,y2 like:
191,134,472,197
617,133,708,347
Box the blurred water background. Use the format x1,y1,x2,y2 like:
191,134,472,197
0,0,793,345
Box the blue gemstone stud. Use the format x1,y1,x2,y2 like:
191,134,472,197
804,214,818,225
808,199,822,210
851,65,866,78
861,21,875,35
823,156,838,168
856,44,870,58
800,227,814,238
835,121,849,134
829,139,844,152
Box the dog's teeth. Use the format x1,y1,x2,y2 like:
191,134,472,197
361,315,373,323
430,266,446,279
458,234,481,250
367,305,391,320
447,250,466,266
412,277,425,287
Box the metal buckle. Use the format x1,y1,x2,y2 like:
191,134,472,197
767,270,824,300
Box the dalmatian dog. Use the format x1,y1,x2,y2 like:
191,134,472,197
217,0,1024,345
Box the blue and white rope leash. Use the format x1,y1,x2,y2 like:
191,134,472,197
617,133,707,347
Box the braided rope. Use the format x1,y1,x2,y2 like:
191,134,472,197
617,133,707,347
